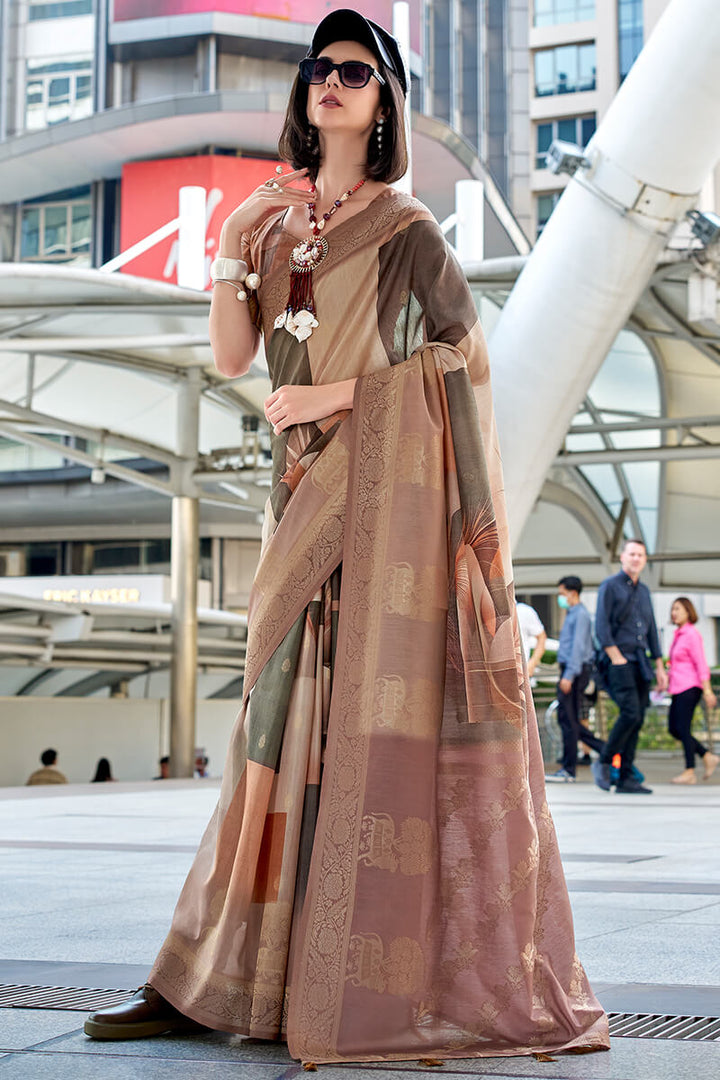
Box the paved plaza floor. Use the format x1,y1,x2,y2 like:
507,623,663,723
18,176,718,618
1,751,719,1078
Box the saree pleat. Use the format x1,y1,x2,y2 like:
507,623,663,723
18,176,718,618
149,569,341,1037
149,188,609,1061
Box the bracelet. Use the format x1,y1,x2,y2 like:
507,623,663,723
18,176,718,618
210,256,248,283
210,257,262,298
214,278,250,302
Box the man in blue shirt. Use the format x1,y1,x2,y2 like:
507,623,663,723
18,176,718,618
592,538,667,794
547,576,604,783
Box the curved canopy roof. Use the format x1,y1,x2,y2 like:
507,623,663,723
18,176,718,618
1,248,718,591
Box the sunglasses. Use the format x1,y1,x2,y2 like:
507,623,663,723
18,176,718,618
299,57,386,89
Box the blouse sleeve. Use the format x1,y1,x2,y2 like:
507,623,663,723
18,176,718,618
690,626,711,683
239,230,262,332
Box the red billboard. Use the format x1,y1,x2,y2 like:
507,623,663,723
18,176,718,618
119,155,283,288
112,2,421,53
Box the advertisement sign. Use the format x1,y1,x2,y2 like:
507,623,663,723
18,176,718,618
112,2,421,53
119,156,282,289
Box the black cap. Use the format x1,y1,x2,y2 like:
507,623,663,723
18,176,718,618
308,8,408,96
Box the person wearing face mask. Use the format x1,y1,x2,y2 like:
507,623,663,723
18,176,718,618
84,9,608,1062
667,597,718,784
546,576,605,783
593,538,668,794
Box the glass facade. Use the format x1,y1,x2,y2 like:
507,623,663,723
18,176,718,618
534,0,595,27
25,58,92,131
429,0,452,124
29,1,93,19
534,43,596,96
459,1,479,148
18,186,91,264
536,114,596,167
424,1,508,194
536,191,561,235
618,0,643,81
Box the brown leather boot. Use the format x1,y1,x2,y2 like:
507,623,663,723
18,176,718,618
84,984,207,1040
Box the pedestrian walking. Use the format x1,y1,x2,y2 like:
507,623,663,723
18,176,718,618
592,539,668,794
546,576,605,782
667,597,718,784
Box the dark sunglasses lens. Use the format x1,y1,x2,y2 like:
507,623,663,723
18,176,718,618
341,62,371,87
300,58,330,83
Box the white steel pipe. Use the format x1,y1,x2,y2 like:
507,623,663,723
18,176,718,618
488,0,720,544
177,186,207,290
455,180,484,264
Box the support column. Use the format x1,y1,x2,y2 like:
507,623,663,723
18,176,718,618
169,494,199,778
169,368,201,778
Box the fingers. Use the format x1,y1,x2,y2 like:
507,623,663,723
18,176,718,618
275,167,310,185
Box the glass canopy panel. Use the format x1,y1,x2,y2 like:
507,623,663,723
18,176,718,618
622,461,661,549
578,463,624,514
585,330,662,551
587,329,660,416
565,431,605,451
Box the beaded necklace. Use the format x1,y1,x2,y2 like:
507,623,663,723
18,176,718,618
275,177,366,342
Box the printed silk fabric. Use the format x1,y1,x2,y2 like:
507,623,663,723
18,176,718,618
149,188,610,1062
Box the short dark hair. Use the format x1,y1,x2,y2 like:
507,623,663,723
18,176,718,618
558,575,583,595
41,748,57,766
622,537,646,552
278,63,408,184
673,596,699,624
159,756,170,765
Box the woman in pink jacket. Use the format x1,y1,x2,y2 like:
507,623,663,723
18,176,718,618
667,597,717,784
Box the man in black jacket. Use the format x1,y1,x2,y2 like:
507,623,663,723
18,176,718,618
593,539,667,794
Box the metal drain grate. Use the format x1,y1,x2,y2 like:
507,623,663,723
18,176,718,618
0,984,135,1012
1,986,719,1041
608,1011,720,1041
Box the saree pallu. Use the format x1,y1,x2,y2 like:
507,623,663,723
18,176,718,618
149,190,609,1062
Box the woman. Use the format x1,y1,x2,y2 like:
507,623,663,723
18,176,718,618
667,597,718,784
91,757,114,782
85,9,608,1062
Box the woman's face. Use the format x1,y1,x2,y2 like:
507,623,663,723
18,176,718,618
306,39,385,144
671,601,689,626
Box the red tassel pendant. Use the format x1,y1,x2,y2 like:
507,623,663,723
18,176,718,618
274,236,328,341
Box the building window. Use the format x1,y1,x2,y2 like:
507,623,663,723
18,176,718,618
28,1,93,19
428,0,452,124
534,43,596,96
618,0,643,82
534,0,595,27
536,192,561,236
25,58,92,131
536,114,596,167
18,187,91,264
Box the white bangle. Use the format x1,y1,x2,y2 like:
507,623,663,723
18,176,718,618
210,257,248,284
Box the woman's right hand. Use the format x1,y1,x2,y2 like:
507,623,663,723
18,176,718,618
219,167,312,252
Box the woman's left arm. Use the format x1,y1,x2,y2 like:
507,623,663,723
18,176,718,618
264,379,357,434
691,628,717,707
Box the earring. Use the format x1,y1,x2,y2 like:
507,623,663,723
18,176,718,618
376,118,384,152
306,124,316,150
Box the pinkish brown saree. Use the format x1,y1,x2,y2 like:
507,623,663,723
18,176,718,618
149,188,609,1062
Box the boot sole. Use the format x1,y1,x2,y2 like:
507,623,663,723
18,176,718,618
84,1016,194,1040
